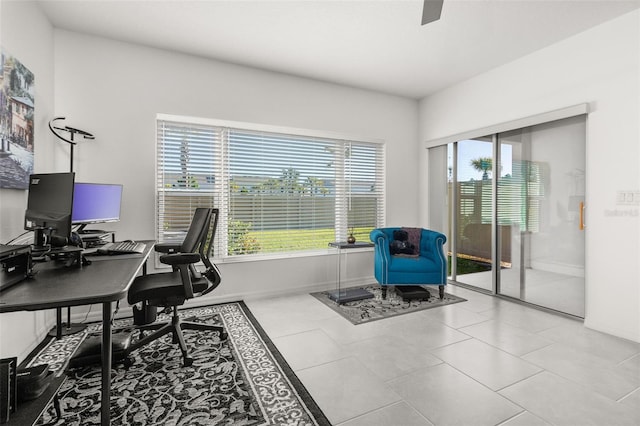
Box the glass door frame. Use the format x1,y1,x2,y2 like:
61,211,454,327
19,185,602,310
441,124,585,318
447,137,499,294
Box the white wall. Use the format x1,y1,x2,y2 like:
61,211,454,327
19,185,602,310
51,30,418,303
418,10,640,342
1,16,418,358
0,0,61,361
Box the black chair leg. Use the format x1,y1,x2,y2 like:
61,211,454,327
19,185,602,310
171,320,193,367
439,285,445,300
182,321,227,341
126,307,225,368
126,323,173,356
134,322,166,340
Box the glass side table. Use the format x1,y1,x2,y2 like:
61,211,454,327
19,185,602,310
327,241,375,304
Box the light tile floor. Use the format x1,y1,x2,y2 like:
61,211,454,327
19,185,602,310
245,285,640,426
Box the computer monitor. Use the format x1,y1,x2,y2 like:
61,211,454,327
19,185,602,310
24,172,75,249
72,182,123,233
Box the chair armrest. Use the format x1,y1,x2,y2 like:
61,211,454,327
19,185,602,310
158,252,200,266
155,242,183,254
370,229,392,262
369,229,389,248
370,229,390,247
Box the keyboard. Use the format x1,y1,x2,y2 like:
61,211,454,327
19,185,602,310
97,241,146,255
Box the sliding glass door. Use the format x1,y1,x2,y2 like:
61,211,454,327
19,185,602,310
430,115,586,317
452,138,494,292
497,117,586,317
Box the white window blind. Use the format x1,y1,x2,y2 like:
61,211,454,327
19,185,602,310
156,117,385,259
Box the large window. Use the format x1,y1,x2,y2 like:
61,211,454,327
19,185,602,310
156,115,385,259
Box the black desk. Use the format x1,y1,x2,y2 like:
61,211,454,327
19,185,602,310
0,241,154,425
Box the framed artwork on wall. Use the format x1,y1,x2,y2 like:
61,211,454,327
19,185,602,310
0,49,34,190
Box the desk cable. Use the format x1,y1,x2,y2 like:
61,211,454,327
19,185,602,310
4,230,31,245
79,305,93,324
111,300,120,326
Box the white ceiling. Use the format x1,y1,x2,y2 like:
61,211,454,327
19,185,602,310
37,0,640,99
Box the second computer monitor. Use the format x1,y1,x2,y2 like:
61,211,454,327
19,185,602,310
72,183,123,232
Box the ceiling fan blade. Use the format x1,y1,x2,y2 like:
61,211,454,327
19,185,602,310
422,0,444,25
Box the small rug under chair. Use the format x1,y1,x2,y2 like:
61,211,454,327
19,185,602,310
311,284,466,325
28,302,329,425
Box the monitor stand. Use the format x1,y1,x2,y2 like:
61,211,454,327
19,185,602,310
31,228,48,256
77,229,108,235
76,224,107,235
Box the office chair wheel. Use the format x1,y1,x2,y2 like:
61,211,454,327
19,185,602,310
183,357,193,367
219,331,228,341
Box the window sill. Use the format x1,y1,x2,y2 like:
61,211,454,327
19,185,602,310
153,246,374,269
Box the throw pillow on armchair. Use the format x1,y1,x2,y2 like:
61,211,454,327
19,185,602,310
402,227,422,256
390,229,416,255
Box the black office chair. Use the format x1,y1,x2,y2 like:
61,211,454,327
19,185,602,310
125,207,226,367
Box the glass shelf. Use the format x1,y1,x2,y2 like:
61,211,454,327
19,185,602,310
327,241,374,304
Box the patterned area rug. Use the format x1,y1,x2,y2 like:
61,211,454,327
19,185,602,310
311,284,466,325
29,302,329,425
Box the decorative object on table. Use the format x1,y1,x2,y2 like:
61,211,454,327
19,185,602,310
347,228,356,244
311,284,466,325
0,50,35,189
370,227,448,299
28,302,330,426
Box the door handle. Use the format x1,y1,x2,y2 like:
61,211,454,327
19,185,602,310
579,201,585,230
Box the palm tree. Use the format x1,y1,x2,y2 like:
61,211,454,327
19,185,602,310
470,157,492,180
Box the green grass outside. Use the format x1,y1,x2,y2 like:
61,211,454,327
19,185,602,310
242,227,373,253
448,255,492,275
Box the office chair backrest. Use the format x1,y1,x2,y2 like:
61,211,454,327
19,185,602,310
172,207,220,298
181,208,212,254
200,208,221,293
179,207,221,295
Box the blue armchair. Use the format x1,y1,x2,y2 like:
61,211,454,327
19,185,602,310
370,227,448,299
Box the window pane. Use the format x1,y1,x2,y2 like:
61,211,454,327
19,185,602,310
228,130,337,254
345,142,384,243
156,121,222,251
157,117,384,258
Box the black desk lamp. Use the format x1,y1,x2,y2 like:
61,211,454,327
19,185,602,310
47,117,95,338
49,117,95,172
